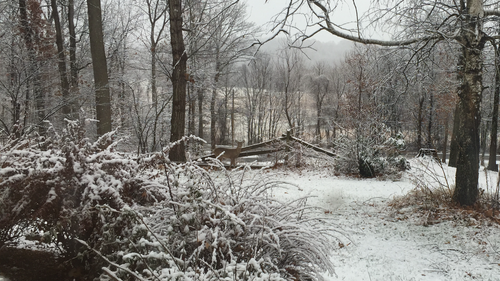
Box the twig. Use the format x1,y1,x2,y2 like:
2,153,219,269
75,238,148,281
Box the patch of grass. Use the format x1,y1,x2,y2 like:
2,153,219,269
389,158,500,226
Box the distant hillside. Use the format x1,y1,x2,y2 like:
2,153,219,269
259,38,354,65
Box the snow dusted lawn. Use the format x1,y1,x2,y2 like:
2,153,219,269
267,160,500,281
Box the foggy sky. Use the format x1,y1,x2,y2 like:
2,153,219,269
245,0,386,43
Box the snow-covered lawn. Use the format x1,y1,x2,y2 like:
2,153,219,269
269,159,500,281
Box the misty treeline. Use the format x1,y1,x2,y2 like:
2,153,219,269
0,0,487,159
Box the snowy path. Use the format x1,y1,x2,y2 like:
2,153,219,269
272,171,500,281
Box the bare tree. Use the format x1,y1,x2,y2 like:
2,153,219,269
488,41,500,171
274,0,500,205
275,42,306,135
168,0,188,162
145,0,168,151
87,0,112,136
50,0,73,119
307,62,330,142
18,0,47,135
206,0,255,149
327,64,347,140
239,53,273,144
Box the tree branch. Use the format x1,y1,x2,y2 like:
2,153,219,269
308,0,442,46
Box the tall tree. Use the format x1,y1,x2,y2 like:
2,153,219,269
452,0,486,205
87,0,112,135
488,42,500,171
308,62,330,141
168,0,188,162
68,0,79,107
146,0,168,151
276,0,498,206
205,0,254,149
50,0,72,119
275,42,305,135
18,0,45,135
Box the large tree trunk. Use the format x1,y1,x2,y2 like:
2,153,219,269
87,0,112,136
168,0,187,162
453,1,485,205
488,43,500,171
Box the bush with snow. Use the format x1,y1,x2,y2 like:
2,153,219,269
0,121,338,280
333,123,409,177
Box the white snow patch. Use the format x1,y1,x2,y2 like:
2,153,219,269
269,163,500,281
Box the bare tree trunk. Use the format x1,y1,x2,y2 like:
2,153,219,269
188,82,196,135
18,0,45,135
442,113,449,163
50,0,72,119
68,0,79,113
480,121,488,166
453,1,485,205
198,88,204,138
427,93,433,147
168,0,187,162
87,0,112,136
151,44,158,151
417,95,424,150
231,89,235,144
488,42,500,171
449,104,460,167
210,70,220,149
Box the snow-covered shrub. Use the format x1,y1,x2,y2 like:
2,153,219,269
97,163,338,281
333,124,409,177
0,121,168,271
0,121,338,280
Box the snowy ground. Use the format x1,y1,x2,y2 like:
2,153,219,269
269,159,500,281
1,158,499,281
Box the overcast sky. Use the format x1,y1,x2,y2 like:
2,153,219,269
244,0,386,43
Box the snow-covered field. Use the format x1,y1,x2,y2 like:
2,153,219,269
270,159,500,281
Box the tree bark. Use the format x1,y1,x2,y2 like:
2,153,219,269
87,0,112,136
442,113,449,163
168,0,187,162
427,93,433,147
18,0,45,135
68,0,79,111
210,69,220,150
198,88,204,138
453,1,485,205
488,43,500,171
50,0,72,119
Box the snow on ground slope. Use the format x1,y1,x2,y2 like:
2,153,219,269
269,160,500,281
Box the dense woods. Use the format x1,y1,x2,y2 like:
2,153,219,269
2,0,500,204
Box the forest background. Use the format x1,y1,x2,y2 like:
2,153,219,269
2,0,500,206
